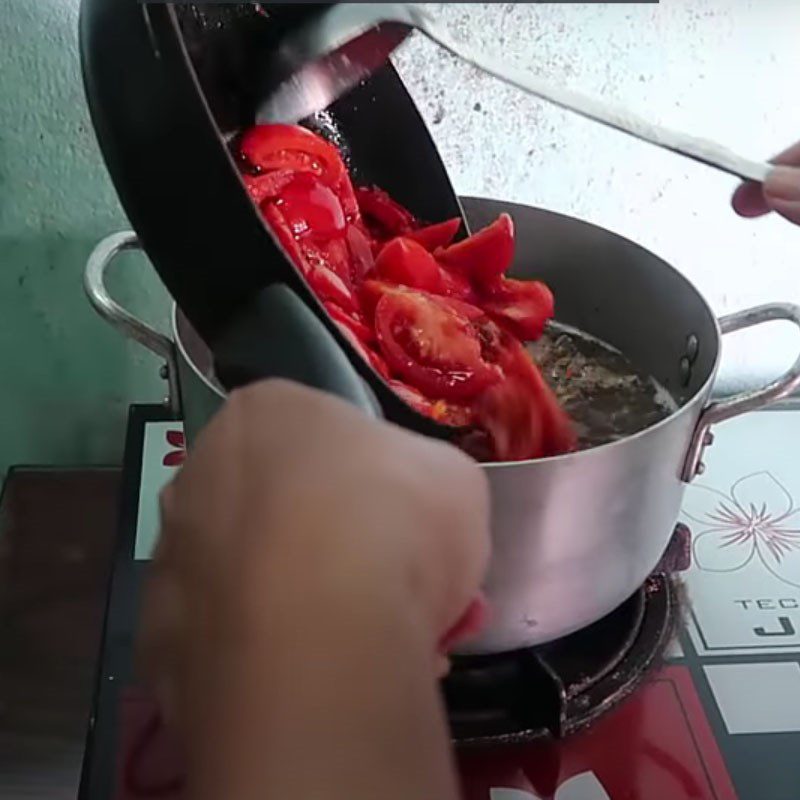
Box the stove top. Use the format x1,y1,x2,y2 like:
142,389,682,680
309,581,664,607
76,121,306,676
80,407,800,800
447,573,680,745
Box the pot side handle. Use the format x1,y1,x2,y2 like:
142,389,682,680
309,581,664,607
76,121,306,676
682,302,800,482
84,232,181,415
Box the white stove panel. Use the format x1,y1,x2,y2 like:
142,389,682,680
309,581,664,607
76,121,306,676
135,421,184,560
680,411,800,656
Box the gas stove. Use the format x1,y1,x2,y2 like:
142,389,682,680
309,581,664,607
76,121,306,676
80,406,800,800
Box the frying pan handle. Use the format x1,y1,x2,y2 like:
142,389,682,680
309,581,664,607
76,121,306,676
84,232,181,415
682,302,800,482
212,284,381,418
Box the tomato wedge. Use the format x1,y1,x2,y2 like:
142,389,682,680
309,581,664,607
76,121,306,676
240,124,347,188
275,173,345,240
474,375,546,462
337,326,390,379
437,213,514,287
301,237,352,286
482,278,554,341
324,302,373,344
345,224,375,281
437,264,474,301
494,336,577,456
261,204,308,270
374,288,501,402
374,237,442,292
243,170,298,205
407,217,461,251
356,186,417,236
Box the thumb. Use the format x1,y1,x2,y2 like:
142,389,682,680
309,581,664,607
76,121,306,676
764,166,800,226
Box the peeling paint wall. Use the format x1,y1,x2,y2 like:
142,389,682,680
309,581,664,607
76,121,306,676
0,1,169,476
1,1,798,474
395,1,800,395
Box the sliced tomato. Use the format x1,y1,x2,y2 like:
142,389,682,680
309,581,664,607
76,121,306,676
437,265,474,301
323,302,372,344
356,186,417,236
275,173,345,239
493,336,577,456
435,296,486,322
407,217,461,251
305,264,356,312
482,278,554,341
360,279,396,323
360,280,481,325
300,237,352,286
261,203,308,270
243,170,298,205
240,124,347,188
388,381,474,429
436,213,514,287
337,325,390,379
374,237,442,292
345,224,375,281
520,355,577,455
374,289,501,402
474,375,546,462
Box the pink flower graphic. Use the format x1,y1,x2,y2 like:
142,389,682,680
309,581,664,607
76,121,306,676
682,471,800,587
162,429,186,468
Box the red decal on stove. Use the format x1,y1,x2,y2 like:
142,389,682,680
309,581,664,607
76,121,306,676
115,668,737,800
162,430,186,468
459,666,738,800
115,690,183,800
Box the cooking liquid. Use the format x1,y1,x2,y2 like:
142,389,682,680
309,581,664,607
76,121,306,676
531,323,678,450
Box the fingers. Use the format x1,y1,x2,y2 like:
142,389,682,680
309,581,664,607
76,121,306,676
763,166,800,225
733,140,800,225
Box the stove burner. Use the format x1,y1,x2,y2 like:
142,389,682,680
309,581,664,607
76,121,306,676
444,574,680,746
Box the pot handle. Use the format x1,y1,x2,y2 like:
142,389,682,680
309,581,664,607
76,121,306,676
84,232,181,415
682,302,800,482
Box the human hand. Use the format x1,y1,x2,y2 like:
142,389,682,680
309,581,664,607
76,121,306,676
139,380,490,800
732,140,800,225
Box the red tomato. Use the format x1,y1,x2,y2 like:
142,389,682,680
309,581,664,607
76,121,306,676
374,237,442,292
436,213,514,287
519,354,577,455
437,265,474,301
301,237,352,286
360,280,479,324
482,278,554,341
407,217,461,251
345,224,375,281
243,170,298,205
373,289,501,402
387,381,474,429
261,204,308,270
305,264,356,312
491,336,577,456
263,205,355,311
323,302,373,344
356,186,417,236
474,375,546,462
240,124,347,188
275,173,345,239
336,325,390,379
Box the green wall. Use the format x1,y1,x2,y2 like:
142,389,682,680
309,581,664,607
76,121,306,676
0,2,169,477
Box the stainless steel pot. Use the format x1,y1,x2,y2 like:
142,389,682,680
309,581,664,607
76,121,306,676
85,198,800,654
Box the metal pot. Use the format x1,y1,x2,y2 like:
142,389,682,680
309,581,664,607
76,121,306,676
86,197,800,654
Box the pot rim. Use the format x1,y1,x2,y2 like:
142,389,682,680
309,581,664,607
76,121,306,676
173,305,722,471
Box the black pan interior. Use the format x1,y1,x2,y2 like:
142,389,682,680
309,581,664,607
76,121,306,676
174,3,465,226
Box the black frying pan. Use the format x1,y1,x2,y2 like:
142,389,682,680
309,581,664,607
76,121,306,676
79,1,466,436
